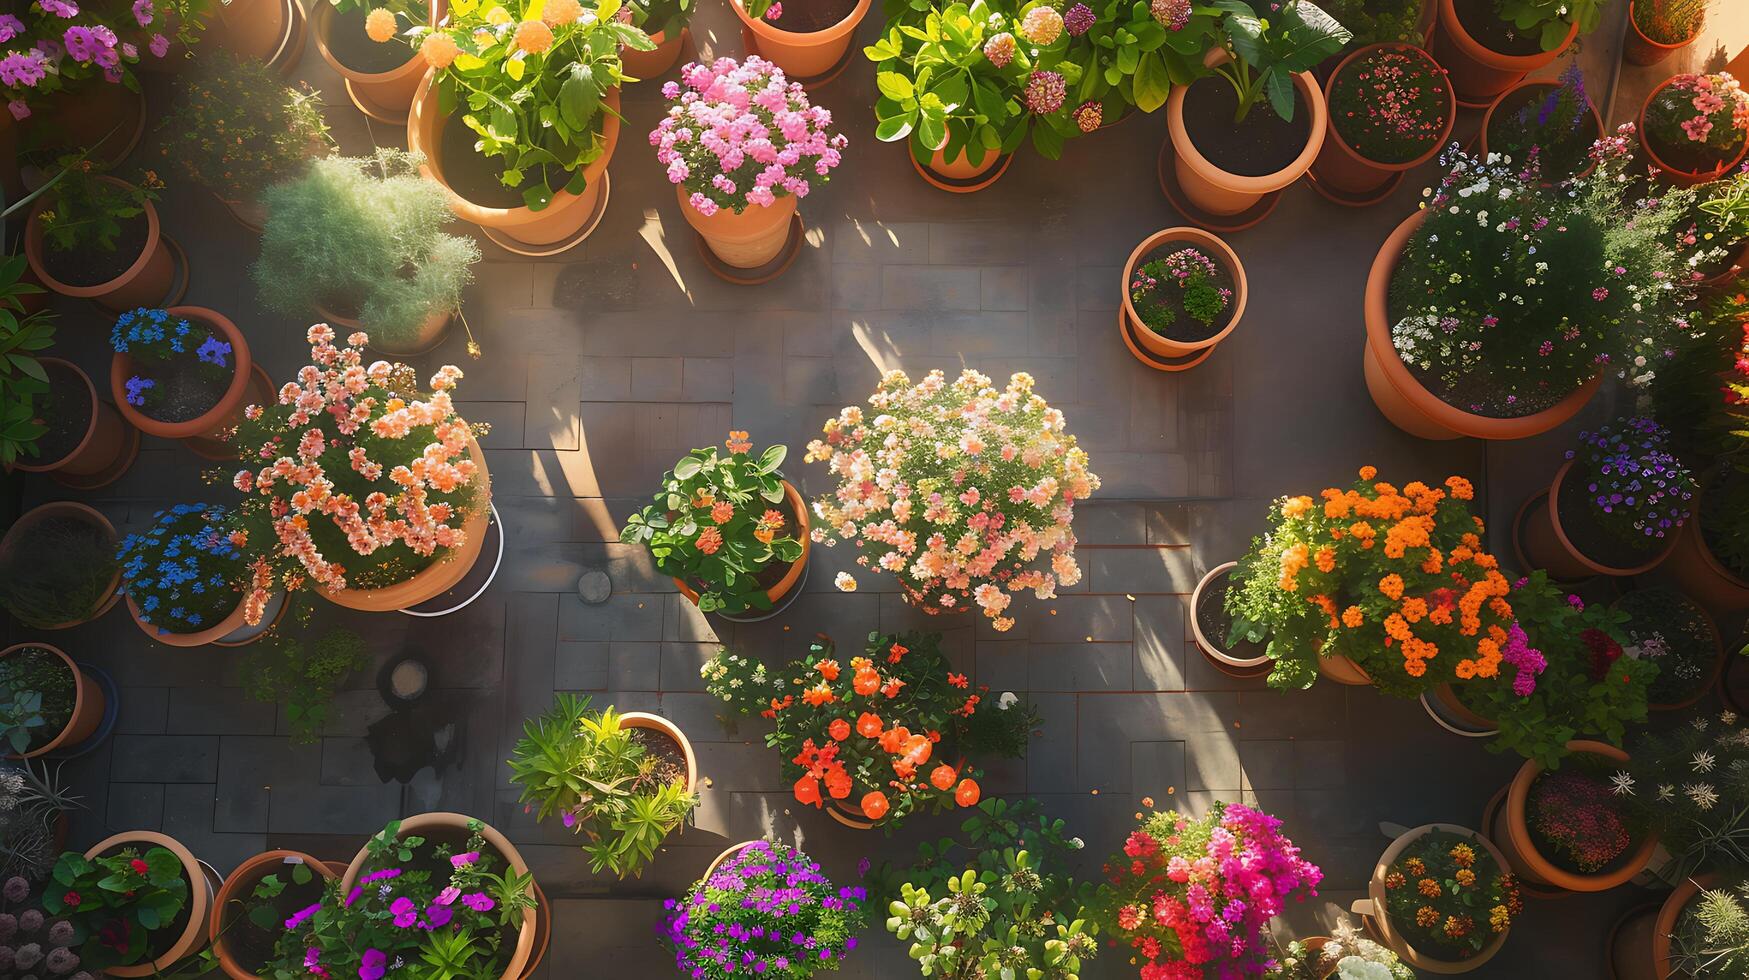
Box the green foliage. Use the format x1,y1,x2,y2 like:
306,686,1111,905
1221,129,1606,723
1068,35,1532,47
242,628,369,744
34,164,161,255
0,762,84,882
0,647,74,757
1201,0,1351,122
42,845,191,971
1320,0,1425,47
0,511,119,630
1497,0,1607,49
0,255,53,466
1673,881,1749,978
1621,710,1749,880
1700,168,1749,244
627,0,694,38
158,49,333,201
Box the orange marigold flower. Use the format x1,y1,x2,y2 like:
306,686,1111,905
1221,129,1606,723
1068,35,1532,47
828,718,850,741
1379,574,1404,600
514,19,554,53
816,659,841,681
794,774,821,807
1359,465,1378,480
1446,475,1474,500
1401,597,1428,623
1416,906,1439,928
726,430,752,454
1418,878,1442,898
1341,605,1365,628
1314,547,1336,573
542,0,583,24
886,642,908,663
899,734,932,766
930,765,957,790
856,712,883,738
420,31,459,68
364,7,396,41
824,767,852,799
1278,542,1310,592
882,678,906,698
1281,495,1314,519
711,500,735,525
696,526,723,555
878,726,910,753
852,668,880,696
1384,613,1412,642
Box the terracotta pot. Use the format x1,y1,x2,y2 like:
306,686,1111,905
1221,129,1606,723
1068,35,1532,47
0,643,106,758
126,589,253,648
827,798,877,830
1317,652,1373,686
24,177,173,312
622,27,686,78
210,850,337,980
1477,79,1604,183
110,306,255,446
12,358,134,484
1351,823,1511,972
1431,0,1576,104
1120,226,1247,362
674,479,811,610
24,82,147,168
1313,43,1456,197
619,711,699,795
1489,739,1657,892
1640,75,1749,186
1362,210,1601,440
311,0,431,119
1605,874,1714,980
1167,69,1327,216
86,830,214,977
680,187,797,269
730,0,871,79
0,501,121,629
1516,460,1679,578
1190,562,1270,675
520,880,550,980
320,436,492,612
312,302,452,358
211,0,292,61
1625,0,1702,66
1298,937,1339,979
926,142,1001,181
409,73,620,250
703,841,759,880
1423,682,1498,736
1665,502,1749,612
339,813,536,980
1642,592,1724,712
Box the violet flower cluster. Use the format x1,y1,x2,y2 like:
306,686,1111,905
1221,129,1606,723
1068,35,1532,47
1565,416,1694,547
0,0,172,120
652,56,848,216
660,840,867,980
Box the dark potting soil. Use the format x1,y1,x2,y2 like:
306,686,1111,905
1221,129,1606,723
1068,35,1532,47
766,0,859,34
632,727,690,787
1556,466,1665,570
1616,589,1717,706
1194,568,1262,662
221,861,328,972
323,4,413,75
1649,126,1747,177
1452,0,1544,56
41,211,148,288
1181,78,1312,178
135,365,228,424
439,113,559,210
1131,245,1237,344
33,361,93,465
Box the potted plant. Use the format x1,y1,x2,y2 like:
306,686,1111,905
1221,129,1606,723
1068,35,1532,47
1641,72,1749,186
253,150,480,356
1311,42,1454,201
0,763,85,882
1616,710,1749,882
1689,168,1749,287
0,502,120,630
241,629,369,743
209,850,336,980
230,324,492,616
1616,589,1725,711
1163,0,1349,218
1266,917,1415,979
879,797,1100,978
1067,0,1208,126
1225,466,1517,697
1627,0,1710,65
1487,740,1656,893
108,306,258,453
654,57,845,273
1349,825,1518,972
621,434,809,617
6,356,137,488
41,831,209,976
0,255,52,467
157,50,333,231
1516,417,1695,579
1321,0,1433,49
1477,65,1601,186
1098,801,1322,977
0,875,89,979
807,369,1100,628
1430,0,1599,105
1120,227,1244,367
1657,877,1749,978
508,694,698,878
660,840,867,977
285,816,539,980
22,164,170,312
392,0,652,252
117,503,251,647
311,0,433,121
621,0,694,77
1191,562,1269,677
730,0,870,80
0,644,106,758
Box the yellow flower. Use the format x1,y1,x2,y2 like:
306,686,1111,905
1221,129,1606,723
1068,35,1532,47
514,19,553,52
364,7,397,41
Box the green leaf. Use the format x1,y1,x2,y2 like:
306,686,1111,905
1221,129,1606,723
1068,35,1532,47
1132,50,1171,113
1263,68,1294,121
673,457,703,480
878,71,917,101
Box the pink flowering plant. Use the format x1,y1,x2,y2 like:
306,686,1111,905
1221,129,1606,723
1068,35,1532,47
227,325,489,621
1098,801,1323,979
1327,44,1451,164
805,369,1100,630
0,0,202,120
1645,72,1749,178
653,56,846,216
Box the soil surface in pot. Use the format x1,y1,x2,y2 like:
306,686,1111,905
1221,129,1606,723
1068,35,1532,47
133,363,229,424
1525,767,1643,878
1486,83,1598,181
1129,244,1237,344
1451,0,1544,56
0,646,75,753
324,5,413,74
33,362,94,465
1555,469,1666,571
93,841,199,965
631,726,690,786
1181,78,1312,178
760,0,858,34
39,211,148,288
1194,568,1262,661
1617,589,1716,706
221,861,328,972
439,114,573,210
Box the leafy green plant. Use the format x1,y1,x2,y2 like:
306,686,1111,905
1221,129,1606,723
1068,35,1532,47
158,49,332,202
1321,0,1425,47
0,762,84,882
0,510,119,630
242,629,369,744
1200,0,1351,122
1497,0,1606,50
41,845,191,971
1699,168,1749,244
1069,0,1208,118
1673,880,1749,978
627,0,694,38
1619,710,1749,880
0,646,75,757
33,164,162,255
0,255,52,467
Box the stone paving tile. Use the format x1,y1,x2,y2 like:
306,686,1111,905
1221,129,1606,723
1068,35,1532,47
111,735,219,783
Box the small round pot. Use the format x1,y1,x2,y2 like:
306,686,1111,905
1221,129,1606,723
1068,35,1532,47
311,0,431,119
622,26,686,78
1189,562,1269,677
85,830,214,977
1317,653,1373,686
1120,227,1247,362
1430,0,1576,104
926,142,1002,182
210,850,337,980
312,302,452,358
1624,0,1703,65
730,0,871,79
827,798,877,830
1167,68,1327,216
24,177,173,312
680,187,797,269
673,479,811,611
1477,79,1604,184
12,358,136,485
1489,739,1658,892
0,643,107,757
1422,682,1498,737
1351,823,1511,972
1608,874,1714,980
1362,210,1600,440
22,81,147,168
1313,43,1456,198
0,501,122,629
619,711,699,796
110,306,255,444
1515,460,1679,578
1640,75,1749,186
210,0,295,61
126,588,253,648
1665,500,1749,612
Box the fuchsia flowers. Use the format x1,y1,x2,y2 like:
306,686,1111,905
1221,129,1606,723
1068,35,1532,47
652,56,847,216
0,0,173,116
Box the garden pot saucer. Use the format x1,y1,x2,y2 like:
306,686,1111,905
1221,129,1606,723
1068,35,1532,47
1418,690,1497,738
911,151,1013,193
47,662,118,760
1118,310,1217,372
346,77,411,125
1305,166,1403,208
1155,138,1282,233
399,501,505,617
267,0,310,77
1603,901,1662,980
713,560,809,623
480,174,610,257
739,25,855,88
212,588,290,647
1480,785,1574,902
1508,487,1617,588
695,213,804,285
51,421,139,491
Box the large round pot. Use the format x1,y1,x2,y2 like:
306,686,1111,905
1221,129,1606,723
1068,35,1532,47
409,71,619,250
1422,682,1498,737
1317,652,1373,686
1608,874,1715,980
673,479,811,611
1665,499,1749,613
311,0,432,120
319,437,492,612
622,27,686,78
110,306,255,444
339,813,536,980
0,643,106,758
1639,75,1749,187
1189,562,1269,677
1624,0,1703,66
1488,739,1657,892
730,0,871,79
0,501,122,629
126,588,252,648
619,711,700,796
1120,227,1247,362
24,177,173,312
1430,0,1576,104
211,0,295,61
312,302,452,358
210,850,337,980
1362,210,1601,440
1167,68,1327,216
1515,460,1679,578
85,830,214,977
11,358,135,485
1350,823,1511,973
1312,43,1456,198
1477,79,1603,184
679,187,797,269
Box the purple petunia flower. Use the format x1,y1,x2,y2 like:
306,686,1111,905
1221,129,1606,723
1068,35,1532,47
132,0,153,25
283,902,322,931
0,14,22,41
39,0,79,17
359,948,386,980
149,32,168,57
390,897,419,928
0,50,46,88
462,892,495,913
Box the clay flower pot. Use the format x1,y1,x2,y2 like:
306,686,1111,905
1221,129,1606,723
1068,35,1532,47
0,501,122,629
1166,69,1328,216
339,813,537,980
1515,460,1680,579
1312,43,1456,198
680,188,798,270
24,177,174,312
210,850,337,980
312,0,433,121
11,358,136,486
1608,874,1716,980
730,0,871,79
312,302,453,358
1317,653,1373,686
926,143,1002,182
126,589,253,648
22,82,148,168
1665,500,1749,612
408,72,621,251
1350,823,1511,973
619,711,700,796
827,798,877,830
1488,739,1658,892
1477,78,1604,184
86,830,214,977
1362,210,1601,440
1120,227,1247,363
110,306,256,447
1624,0,1703,66
1422,682,1498,737
622,27,686,78
1430,0,1576,104
673,479,811,610
0,643,107,758
1189,562,1269,677
702,841,759,879
211,0,299,62
1639,75,1749,186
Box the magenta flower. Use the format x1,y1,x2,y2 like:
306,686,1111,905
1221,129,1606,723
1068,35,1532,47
149,32,168,57
38,0,79,17
462,892,496,913
7,100,27,120
132,0,153,24
1025,70,1065,115
1063,3,1094,36
450,851,480,868
763,1,781,19
358,948,387,980
389,896,419,928
0,14,23,41
0,50,47,88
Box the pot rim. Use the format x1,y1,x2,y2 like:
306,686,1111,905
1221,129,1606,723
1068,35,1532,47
24,177,160,298
676,182,798,240
0,499,121,625
1638,74,1749,183
1437,0,1576,70
210,849,337,980
1168,69,1328,194
0,642,92,757
1627,0,1704,52
110,306,255,439
1324,42,1457,174
1120,227,1249,359
618,710,700,795
1503,739,1659,891
729,0,871,47
125,587,252,648
1188,561,1268,668
1545,459,1680,577
84,830,212,977
309,0,429,84
1650,873,1717,978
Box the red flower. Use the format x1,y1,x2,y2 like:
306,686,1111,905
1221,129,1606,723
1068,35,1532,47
130,858,150,876
947,672,969,688
954,778,980,807
62,891,81,907
828,718,850,741
1580,628,1623,681
886,642,908,663
1123,830,1159,858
